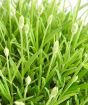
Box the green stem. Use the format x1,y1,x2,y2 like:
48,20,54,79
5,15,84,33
8,0,12,35
7,56,11,82
36,16,39,50
24,85,28,99
46,97,52,105
40,24,50,48
7,56,13,104
26,33,29,59
38,65,42,94
46,54,56,80
20,30,24,77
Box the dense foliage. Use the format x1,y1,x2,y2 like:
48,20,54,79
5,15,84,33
0,0,88,105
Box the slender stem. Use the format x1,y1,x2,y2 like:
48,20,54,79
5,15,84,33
7,56,11,81
20,30,24,77
40,24,49,48
46,97,52,105
36,16,39,50
7,56,13,104
38,65,42,94
20,30,23,59
26,33,29,59
19,0,23,14
70,33,74,44
46,54,55,80
24,85,28,99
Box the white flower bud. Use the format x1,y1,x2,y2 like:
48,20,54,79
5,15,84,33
53,40,59,55
0,1,2,8
28,1,31,9
10,6,16,17
25,76,31,86
15,101,25,105
50,86,58,98
71,22,78,35
72,75,78,83
36,0,42,9
10,0,17,17
36,0,44,15
24,24,29,34
47,14,53,25
4,47,9,57
19,15,24,30
56,0,59,4
13,0,19,4
38,4,44,15
11,0,16,8
48,0,52,4
64,0,71,12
